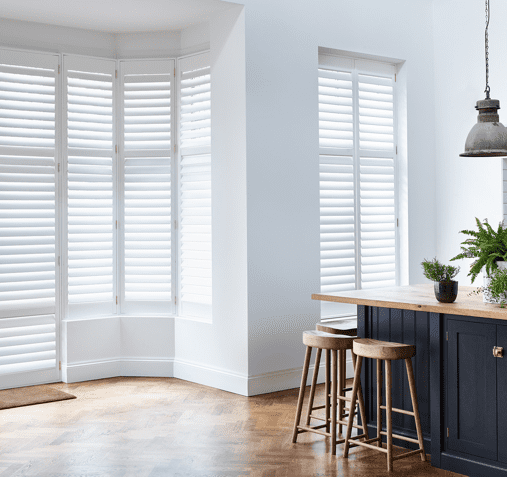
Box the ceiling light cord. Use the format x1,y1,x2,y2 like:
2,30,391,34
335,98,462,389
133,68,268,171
485,0,490,99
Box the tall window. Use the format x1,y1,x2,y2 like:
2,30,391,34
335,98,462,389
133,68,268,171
0,48,212,328
318,53,398,317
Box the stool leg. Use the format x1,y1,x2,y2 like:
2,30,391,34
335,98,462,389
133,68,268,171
351,351,369,440
325,349,331,433
292,346,312,443
331,349,338,455
385,359,393,472
377,358,383,448
337,350,344,437
405,358,427,462
305,347,322,426
343,355,362,458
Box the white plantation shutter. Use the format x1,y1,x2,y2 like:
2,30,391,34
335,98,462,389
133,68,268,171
120,59,174,315
0,50,58,319
64,56,115,318
178,53,211,319
319,55,397,317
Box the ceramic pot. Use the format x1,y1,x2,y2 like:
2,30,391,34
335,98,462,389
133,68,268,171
434,280,458,303
483,260,507,303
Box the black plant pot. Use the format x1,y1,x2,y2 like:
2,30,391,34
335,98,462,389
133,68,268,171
434,280,458,303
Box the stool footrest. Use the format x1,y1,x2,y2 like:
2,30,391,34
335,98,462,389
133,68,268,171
380,405,415,417
392,448,424,461
309,414,326,422
311,405,325,411
347,439,388,454
342,386,352,392
380,431,420,444
336,420,364,430
335,433,368,445
297,425,330,437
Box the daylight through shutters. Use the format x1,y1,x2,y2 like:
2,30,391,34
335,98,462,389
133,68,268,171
318,55,397,316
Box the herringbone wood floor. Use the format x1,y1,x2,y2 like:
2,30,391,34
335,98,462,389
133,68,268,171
0,377,464,477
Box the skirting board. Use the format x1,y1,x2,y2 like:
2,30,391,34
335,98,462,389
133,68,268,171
62,357,354,397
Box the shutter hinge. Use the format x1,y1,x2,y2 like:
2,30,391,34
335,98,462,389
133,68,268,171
115,70,118,79
447,428,449,438
59,361,61,370
175,296,177,305
58,65,60,74
116,296,118,305
174,67,176,77
58,256,60,266
116,220,118,230
446,331,449,341
58,163,60,172
396,218,399,227
396,146,398,155
174,219,178,229
115,145,118,154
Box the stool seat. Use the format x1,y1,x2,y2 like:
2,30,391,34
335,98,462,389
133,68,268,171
303,330,355,350
353,338,415,360
316,319,357,336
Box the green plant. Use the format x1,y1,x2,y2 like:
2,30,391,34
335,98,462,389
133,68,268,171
450,218,507,283
421,257,460,282
487,268,507,307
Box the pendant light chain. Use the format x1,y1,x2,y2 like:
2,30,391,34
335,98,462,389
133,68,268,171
485,0,490,98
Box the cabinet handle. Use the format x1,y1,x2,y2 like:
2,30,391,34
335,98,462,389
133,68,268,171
493,346,504,358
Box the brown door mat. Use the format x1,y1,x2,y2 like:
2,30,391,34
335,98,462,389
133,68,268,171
0,385,76,410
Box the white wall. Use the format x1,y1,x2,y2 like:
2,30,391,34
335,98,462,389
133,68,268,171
433,0,504,286
233,0,438,393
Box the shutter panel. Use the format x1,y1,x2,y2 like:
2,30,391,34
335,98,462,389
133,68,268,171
120,59,173,315
178,53,211,319
64,56,115,318
0,314,56,376
358,70,396,289
0,50,58,318
319,56,397,316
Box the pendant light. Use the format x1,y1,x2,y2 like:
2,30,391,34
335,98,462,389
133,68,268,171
460,0,507,157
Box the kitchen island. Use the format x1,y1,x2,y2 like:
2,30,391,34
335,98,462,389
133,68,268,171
312,284,507,477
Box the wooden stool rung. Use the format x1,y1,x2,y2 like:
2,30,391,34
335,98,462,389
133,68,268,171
392,448,424,461
335,433,368,445
335,395,352,402
309,414,326,422
336,419,363,430
380,431,421,444
311,405,325,411
297,425,330,437
348,439,388,453
380,405,415,417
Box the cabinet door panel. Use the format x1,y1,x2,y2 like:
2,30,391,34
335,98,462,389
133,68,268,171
498,325,507,463
447,320,497,460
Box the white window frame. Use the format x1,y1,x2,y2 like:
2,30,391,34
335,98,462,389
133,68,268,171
318,52,400,319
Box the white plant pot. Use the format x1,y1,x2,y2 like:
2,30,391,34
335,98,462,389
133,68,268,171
483,260,507,303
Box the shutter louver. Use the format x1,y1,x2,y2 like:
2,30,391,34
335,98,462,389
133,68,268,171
0,314,56,375
179,53,211,319
0,51,57,318
64,56,115,317
120,60,173,313
319,56,397,316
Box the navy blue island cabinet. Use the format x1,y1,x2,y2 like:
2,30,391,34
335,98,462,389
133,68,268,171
312,285,507,477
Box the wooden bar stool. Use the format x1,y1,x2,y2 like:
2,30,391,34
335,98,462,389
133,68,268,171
343,338,426,471
315,320,357,435
292,330,369,456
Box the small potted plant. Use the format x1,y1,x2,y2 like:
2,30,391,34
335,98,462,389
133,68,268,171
421,257,460,303
485,267,507,307
450,218,507,302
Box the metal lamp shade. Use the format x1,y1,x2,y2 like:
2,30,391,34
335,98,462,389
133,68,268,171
460,98,507,157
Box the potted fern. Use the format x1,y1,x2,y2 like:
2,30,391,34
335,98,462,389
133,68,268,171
450,218,507,303
421,258,460,303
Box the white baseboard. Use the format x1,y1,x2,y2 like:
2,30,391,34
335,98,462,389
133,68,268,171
173,359,248,395
248,359,354,396
62,357,354,397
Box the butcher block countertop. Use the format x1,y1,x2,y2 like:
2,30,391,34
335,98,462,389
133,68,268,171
312,284,507,320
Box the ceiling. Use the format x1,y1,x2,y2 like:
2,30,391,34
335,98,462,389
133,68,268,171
0,0,238,32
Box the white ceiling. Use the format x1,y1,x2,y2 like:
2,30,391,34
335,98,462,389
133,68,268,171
0,0,238,32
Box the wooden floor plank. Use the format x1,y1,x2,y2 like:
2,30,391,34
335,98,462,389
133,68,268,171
0,377,464,477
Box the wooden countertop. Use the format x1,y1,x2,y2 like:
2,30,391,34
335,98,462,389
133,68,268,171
312,284,507,320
